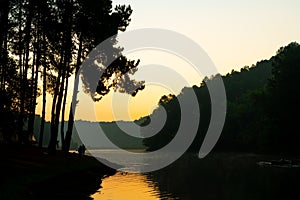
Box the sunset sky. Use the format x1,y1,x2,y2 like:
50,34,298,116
37,0,300,122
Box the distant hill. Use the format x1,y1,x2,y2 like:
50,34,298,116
33,117,146,150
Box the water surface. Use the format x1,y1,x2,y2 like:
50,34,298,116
91,172,176,200
89,150,300,200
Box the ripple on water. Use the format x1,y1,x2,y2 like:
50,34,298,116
90,172,177,200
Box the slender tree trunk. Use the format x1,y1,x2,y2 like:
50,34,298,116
60,73,69,149
53,72,66,149
28,38,40,139
17,0,25,142
27,45,37,136
39,31,47,147
39,9,48,147
39,68,47,147
48,69,61,151
59,0,73,149
28,9,43,141
64,33,83,152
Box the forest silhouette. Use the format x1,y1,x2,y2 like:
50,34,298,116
0,0,144,152
143,42,300,155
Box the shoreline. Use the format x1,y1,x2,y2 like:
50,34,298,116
0,145,117,200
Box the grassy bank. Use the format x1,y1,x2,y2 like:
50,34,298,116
0,145,117,200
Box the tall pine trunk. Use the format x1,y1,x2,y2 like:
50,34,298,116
27,46,37,137
28,11,42,142
39,30,47,147
64,33,83,152
17,0,25,141
39,65,47,147
60,73,69,149
48,69,61,151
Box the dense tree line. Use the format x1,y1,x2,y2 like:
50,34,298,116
142,42,300,154
0,0,143,152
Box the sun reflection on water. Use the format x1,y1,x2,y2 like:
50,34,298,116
91,172,174,200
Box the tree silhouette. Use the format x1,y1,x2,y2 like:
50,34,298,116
0,0,143,150
63,0,144,152
267,42,300,153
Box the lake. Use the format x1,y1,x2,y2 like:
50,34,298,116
88,150,300,200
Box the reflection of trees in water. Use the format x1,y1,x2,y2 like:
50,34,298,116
147,153,300,200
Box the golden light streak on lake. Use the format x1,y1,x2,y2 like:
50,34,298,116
91,172,168,200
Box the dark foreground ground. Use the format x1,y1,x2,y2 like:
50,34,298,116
0,145,116,200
